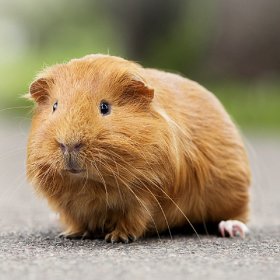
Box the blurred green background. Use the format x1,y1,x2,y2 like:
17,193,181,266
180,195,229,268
0,0,279,132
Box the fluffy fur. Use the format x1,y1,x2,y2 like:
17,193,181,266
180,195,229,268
26,54,251,242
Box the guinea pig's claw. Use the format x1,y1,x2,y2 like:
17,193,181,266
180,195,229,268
58,230,90,240
218,220,249,238
128,234,137,242
105,230,136,244
57,231,71,239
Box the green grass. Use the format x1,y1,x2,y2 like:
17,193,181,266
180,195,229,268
207,81,280,132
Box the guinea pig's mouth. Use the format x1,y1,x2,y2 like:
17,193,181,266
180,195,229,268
64,168,85,175
61,153,85,175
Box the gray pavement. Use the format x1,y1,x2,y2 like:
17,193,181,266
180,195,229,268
0,120,279,280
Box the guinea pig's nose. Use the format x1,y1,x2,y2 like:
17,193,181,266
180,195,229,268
59,142,83,153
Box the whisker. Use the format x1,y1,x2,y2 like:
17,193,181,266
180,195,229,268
0,105,33,113
95,147,201,240
99,152,125,213
89,158,109,209
0,171,26,202
86,154,162,240
93,151,172,238
0,147,27,162
80,164,89,194
117,175,162,241
140,184,173,240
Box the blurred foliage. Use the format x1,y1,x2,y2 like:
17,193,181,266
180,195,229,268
0,0,279,132
209,81,280,132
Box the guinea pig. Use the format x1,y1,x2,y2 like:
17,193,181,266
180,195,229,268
26,54,251,243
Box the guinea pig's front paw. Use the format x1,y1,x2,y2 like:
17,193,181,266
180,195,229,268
218,220,249,238
105,230,137,244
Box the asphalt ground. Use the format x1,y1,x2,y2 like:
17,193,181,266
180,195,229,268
0,120,279,280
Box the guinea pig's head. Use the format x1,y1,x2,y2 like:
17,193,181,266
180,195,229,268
26,54,161,189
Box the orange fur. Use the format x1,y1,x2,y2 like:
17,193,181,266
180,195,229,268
26,54,251,242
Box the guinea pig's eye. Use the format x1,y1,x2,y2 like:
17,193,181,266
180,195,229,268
52,101,58,112
99,100,111,116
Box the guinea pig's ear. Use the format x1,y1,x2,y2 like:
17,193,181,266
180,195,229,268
27,78,52,103
124,78,154,104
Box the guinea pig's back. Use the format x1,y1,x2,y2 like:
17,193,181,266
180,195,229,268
144,68,247,156
144,68,251,223
145,68,233,126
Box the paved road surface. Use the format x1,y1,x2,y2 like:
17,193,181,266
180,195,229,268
0,120,279,280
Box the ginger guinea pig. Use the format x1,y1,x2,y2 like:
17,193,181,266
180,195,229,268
26,54,251,243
